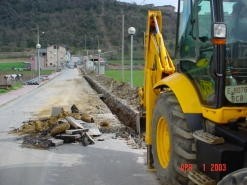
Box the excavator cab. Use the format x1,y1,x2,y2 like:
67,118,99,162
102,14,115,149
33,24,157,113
141,0,247,184
176,0,247,107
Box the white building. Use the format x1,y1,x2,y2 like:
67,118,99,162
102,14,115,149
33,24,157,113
46,45,66,67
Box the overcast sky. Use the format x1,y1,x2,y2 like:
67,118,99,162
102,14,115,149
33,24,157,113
118,0,178,11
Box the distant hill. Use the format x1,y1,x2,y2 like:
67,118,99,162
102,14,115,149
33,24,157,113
0,0,177,59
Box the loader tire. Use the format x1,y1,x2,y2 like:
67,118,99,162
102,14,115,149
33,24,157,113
152,92,196,185
217,168,247,185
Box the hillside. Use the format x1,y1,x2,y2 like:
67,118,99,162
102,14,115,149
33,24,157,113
0,0,177,58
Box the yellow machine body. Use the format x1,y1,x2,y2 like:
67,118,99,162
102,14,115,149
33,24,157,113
141,10,247,151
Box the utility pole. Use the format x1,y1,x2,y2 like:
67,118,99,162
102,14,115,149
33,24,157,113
37,27,40,47
85,35,86,51
85,35,88,60
121,9,125,82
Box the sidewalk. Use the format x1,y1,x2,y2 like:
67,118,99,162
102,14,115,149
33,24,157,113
0,70,64,107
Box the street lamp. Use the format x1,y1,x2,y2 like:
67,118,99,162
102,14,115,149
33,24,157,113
128,27,136,88
36,43,41,84
34,27,44,85
54,53,56,73
98,49,101,74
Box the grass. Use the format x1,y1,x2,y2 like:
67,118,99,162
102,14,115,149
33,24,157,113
0,81,23,94
0,61,55,76
0,61,55,94
0,62,24,69
105,69,144,87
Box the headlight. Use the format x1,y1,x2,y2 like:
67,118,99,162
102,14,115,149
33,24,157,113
213,23,227,38
212,22,227,44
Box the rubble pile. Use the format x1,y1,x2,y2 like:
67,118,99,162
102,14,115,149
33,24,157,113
10,105,101,149
113,128,146,149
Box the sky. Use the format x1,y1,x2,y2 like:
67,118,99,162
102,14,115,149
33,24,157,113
118,0,178,11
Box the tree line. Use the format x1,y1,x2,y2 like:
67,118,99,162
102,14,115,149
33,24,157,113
0,0,177,58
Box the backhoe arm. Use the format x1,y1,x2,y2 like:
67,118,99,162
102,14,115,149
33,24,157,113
139,11,175,145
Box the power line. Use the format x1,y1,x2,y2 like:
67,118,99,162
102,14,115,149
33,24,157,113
140,0,146,5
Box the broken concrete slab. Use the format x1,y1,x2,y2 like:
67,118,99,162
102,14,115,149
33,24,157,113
51,107,64,117
65,129,89,135
55,134,81,143
81,122,102,136
22,136,52,150
66,116,84,129
48,138,64,146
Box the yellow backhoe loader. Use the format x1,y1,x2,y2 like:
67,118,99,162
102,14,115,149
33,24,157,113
139,0,247,184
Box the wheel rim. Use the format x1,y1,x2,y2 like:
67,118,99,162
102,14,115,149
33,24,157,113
156,117,170,168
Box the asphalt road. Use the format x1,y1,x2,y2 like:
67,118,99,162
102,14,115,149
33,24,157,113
0,68,160,185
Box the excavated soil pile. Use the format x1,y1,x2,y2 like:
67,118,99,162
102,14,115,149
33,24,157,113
89,73,140,109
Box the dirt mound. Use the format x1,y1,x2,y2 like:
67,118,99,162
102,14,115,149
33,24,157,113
85,72,141,110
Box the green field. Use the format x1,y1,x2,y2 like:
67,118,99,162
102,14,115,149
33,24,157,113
105,69,144,87
0,62,55,76
0,62,25,69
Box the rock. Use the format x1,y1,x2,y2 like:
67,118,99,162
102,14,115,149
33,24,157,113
72,113,81,120
56,113,64,119
81,112,94,123
62,110,70,116
71,104,79,113
82,132,95,145
98,137,104,141
35,121,42,132
50,122,70,136
48,117,57,126
82,137,89,146
100,121,109,127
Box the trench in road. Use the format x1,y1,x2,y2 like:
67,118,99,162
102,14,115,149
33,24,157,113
82,72,139,131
